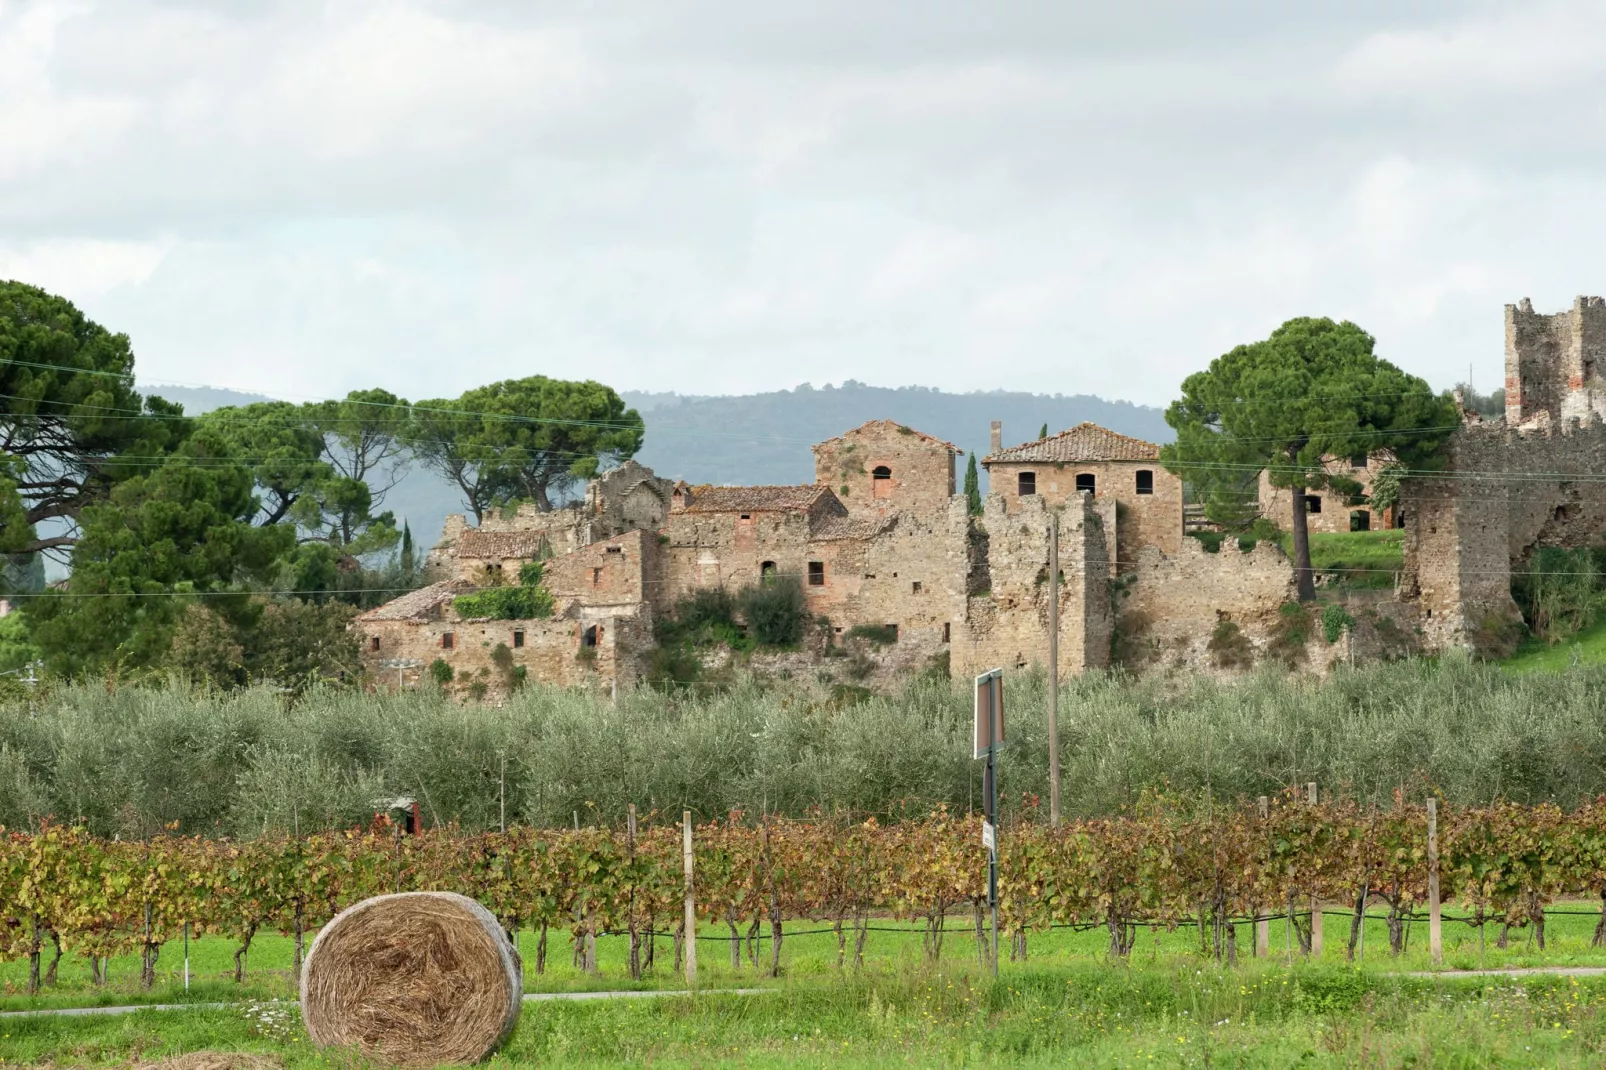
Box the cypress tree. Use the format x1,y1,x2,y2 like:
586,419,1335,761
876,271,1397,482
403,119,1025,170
964,454,982,516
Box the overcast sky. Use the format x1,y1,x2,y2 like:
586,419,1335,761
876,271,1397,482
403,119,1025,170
3,1,1605,408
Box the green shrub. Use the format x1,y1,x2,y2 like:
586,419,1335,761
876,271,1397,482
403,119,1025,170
1266,602,1312,667
430,658,454,684
454,584,555,620
1515,546,1606,644
1321,605,1355,644
738,576,807,647
518,561,545,586
845,623,899,646
1188,531,1224,553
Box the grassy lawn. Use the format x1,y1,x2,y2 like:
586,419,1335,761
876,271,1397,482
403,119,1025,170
10,961,1606,1067
8,907,1606,1065
1504,617,1606,673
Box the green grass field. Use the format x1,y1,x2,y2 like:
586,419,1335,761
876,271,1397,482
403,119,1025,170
8,907,1606,1066
1504,617,1606,673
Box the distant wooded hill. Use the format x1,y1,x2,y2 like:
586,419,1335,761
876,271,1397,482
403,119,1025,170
143,382,1172,548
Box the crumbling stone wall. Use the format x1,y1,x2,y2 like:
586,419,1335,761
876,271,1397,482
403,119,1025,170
1403,420,1606,650
1506,296,1606,427
543,529,656,616
357,610,643,696
812,421,958,518
952,494,1111,680
1114,539,1296,671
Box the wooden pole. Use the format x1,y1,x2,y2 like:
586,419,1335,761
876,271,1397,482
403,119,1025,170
1308,782,1322,958
1428,798,1442,965
1256,795,1270,957
683,809,698,985
1047,512,1061,827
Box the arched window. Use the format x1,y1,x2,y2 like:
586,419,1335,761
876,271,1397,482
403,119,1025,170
1075,473,1096,494
760,560,777,581
872,465,892,499
1135,470,1154,495
1018,472,1036,496
581,625,599,648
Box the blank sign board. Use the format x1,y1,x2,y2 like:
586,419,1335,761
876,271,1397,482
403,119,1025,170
973,669,1004,759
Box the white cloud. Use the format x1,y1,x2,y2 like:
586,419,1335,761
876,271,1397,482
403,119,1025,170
1335,3,1606,98
0,0,1603,409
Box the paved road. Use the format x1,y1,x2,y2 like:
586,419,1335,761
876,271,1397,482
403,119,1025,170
0,988,773,1020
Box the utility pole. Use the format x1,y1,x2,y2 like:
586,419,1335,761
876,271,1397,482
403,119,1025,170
1047,511,1061,827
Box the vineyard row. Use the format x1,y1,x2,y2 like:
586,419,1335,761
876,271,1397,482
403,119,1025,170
5,796,1606,990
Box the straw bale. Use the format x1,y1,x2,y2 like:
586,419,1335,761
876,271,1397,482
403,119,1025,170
300,891,521,1066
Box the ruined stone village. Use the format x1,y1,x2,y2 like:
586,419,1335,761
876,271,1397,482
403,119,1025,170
353,296,1606,697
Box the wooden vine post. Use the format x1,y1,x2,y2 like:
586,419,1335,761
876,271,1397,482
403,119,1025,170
1308,782,1322,958
1256,795,1270,957
1427,797,1442,965
682,809,698,985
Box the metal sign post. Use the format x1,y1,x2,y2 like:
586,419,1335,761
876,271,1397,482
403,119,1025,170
974,669,1005,977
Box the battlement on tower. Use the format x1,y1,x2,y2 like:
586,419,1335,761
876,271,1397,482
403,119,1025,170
1505,295,1606,427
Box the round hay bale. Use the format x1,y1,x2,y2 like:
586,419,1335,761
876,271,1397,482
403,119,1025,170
300,891,522,1066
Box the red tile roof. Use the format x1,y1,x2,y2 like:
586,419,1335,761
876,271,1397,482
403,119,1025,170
983,422,1160,464
452,529,547,559
679,484,835,513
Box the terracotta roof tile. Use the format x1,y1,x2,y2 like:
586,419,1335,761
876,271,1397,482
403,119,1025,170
680,485,833,513
452,529,547,559
983,422,1160,464
814,420,962,454
355,580,472,623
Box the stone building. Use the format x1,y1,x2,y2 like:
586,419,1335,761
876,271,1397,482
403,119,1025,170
981,421,1183,570
1403,295,1606,651
1256,453,1398,534
812,420,961,518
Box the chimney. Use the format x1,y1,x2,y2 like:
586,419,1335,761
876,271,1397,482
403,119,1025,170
989,421,1002,455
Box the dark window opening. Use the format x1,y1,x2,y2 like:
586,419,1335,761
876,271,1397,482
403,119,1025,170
370,636,380,652
1350,510,1371,532
872,465,893,499
606,545,622,554
760,560,777,580
739,513,751,521
872,465,891,480
592,567,603,585
513,629,525,649
808,561,825,586
1350,453,1369,469
1305,495,1322,514
1395,509,1406,529
1075,473,1096,494
1018,471,1036,496
942,622,951,643
582,625,599,648
911,581,922,593
1135,470,1154,495
441,632,454,650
